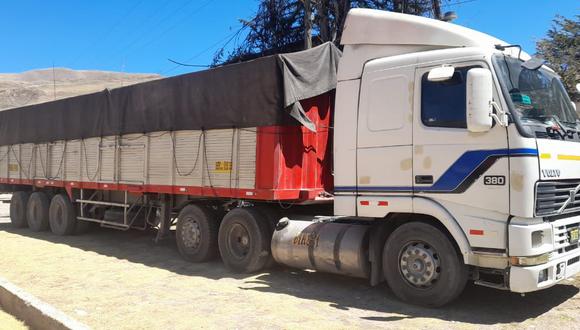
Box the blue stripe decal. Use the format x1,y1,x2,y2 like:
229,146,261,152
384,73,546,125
335,148,538,193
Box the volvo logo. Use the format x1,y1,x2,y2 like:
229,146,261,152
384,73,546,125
558,184,580,214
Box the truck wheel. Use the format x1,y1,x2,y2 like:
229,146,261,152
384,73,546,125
26,192,50,232
176,204,218,262
10,191,30,228
383,222,467,307
218,208,272,273
49,194,76,236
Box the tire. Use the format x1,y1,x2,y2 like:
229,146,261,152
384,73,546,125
10,191,30,228
383,222,468,307
176,204,219,262
49,194,77,236
26,192,50,232
218,208,272,273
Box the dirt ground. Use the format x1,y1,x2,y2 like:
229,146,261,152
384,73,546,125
0,308,27,330
0,200,580,329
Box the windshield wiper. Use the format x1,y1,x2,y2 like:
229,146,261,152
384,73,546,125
540,116,580,140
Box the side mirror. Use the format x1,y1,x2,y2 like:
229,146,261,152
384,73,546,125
466,68,493,133
427,65,455,82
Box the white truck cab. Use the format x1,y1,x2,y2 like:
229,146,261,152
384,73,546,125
328,9,579,301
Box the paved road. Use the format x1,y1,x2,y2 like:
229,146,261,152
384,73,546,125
0,200,579,329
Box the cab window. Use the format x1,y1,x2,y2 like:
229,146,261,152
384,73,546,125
421,66,478,128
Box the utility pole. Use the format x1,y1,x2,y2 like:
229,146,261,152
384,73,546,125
303,0,312,49
52,62,56,100
121,58,126,87
316,0,330,42
432,0,442,19
394,0,405,13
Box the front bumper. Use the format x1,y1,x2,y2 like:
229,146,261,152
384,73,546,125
510,241,580,293
508,215,580,293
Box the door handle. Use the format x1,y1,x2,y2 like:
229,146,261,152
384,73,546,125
415,175,433,184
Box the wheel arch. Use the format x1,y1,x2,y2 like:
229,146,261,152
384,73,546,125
368,197,473,286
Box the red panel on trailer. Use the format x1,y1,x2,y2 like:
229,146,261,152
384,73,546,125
256,92,334,201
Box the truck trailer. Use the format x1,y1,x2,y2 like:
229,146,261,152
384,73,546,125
2,9,579,307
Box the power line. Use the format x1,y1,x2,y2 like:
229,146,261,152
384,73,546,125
121,0,215,58
160,24,247,76
87,0,214,70
81,0,195,69
69,0,145,67
166,59,210,68
442,0,477,8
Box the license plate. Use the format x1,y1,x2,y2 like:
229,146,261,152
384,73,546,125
569,228,579,244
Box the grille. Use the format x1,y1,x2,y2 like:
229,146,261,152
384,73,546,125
536,181,580,216
553,222,580,258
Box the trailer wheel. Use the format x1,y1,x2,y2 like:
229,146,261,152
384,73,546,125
26,192,50,232
218,208,272,273
10,191,30,228
176,204,219,262
383,222,467,307
49,194,77,236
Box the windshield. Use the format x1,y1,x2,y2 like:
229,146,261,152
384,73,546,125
493,54,578,139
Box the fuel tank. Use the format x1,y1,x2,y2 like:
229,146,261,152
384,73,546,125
271,218,371,278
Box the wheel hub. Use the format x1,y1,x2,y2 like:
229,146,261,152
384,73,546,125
399,242,440,288
182,219,201,249
228,223,250,260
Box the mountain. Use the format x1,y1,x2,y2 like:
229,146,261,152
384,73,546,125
0,68,161,111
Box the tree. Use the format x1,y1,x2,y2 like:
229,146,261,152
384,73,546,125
536,15,580,102
214,0,444,65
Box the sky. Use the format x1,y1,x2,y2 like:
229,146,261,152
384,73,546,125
0,0,577,77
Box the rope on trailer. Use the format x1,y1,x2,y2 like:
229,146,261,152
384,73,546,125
81,138,102,182
47,141,67,180
26,145,36,178
0,147,10,163
8,146,26,179
37,143,49,179
8,145,37,180
229,128,235,196
202,130,218,196
34,141,66,180
170,131,203,177
235,128,241,194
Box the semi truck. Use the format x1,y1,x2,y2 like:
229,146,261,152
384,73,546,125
1,9,579,307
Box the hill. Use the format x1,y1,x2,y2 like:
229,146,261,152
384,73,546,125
0,68,160,111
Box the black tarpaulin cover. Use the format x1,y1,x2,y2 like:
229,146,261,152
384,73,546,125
0,42,341,145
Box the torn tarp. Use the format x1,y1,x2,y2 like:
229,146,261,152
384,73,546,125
278,42,342,131
0,43,341,145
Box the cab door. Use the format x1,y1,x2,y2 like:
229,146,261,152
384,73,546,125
356,56,415,217
412,59,510,248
